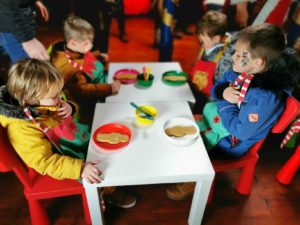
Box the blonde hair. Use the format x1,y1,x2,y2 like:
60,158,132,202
197,11,227,38
7,59,64,107
63,16,94,42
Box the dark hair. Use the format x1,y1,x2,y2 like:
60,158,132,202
237,23,286,70
251,48,300,98
197,11,227,38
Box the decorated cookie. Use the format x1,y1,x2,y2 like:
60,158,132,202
115,74,137,79
163,75,187,81
96,132,129,144
165,125,197,137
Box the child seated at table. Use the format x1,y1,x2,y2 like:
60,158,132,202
0,59,136,208
50,16,121,125
167,23,300,201
189,10,231,114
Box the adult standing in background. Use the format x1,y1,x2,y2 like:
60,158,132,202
73,0,111,61
0,0,49,63
203,0,257,30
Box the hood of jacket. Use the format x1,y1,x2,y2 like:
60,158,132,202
0,85,40,120
250,48,300,97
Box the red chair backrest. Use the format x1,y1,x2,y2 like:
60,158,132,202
271,96,300,133
0,126,33,189
248,96,299,155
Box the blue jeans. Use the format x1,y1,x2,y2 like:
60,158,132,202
0,33,29,64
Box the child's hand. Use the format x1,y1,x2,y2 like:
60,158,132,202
223,86,240,103
55,100,72,119
111,80,121,95
100,53,109,62
81,160,103,184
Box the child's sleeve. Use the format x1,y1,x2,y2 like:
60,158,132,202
74,72,112,98
210,70,235,100
7,123,83,180
218,91,280,140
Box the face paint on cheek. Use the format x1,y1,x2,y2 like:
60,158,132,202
240,50,250,67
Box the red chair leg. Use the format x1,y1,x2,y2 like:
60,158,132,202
236,163,256,195
276,146,300,185
81,192,92,225
27,199,51,225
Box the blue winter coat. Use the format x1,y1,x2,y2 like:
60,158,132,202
210,69,285,157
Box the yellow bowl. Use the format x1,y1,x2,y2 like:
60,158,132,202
135,105,158,125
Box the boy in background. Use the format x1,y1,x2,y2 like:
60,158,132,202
168,23,300,200
50,16,121,124
190,11,231,113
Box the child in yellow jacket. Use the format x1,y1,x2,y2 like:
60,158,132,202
0,59,136,208
0,59,101,182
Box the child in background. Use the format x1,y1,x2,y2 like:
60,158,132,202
167,23,300,201
50,16,121,124
189,11,230,113
0,59,136,208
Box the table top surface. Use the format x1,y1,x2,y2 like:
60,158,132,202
85,101,214,187
106,62,195,103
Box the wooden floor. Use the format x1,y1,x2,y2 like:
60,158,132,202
1,16,300,225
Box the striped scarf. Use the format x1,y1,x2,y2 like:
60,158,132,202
280,118,300,148
230,72,254,146
65,49,83,71
24,108,49,133
233,73,254,102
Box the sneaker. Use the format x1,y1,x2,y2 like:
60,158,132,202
166,182,195,201
107,189,137,208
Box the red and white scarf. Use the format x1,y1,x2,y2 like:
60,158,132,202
230,72,254,146
280,118,300,148
65,49,83,71
233,72,254,102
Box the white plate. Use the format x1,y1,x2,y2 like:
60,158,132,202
162,117,199,146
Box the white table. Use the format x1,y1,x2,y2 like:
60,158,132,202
106,62,195,103
83,101,215,225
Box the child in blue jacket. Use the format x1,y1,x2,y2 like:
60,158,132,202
166,23,300,201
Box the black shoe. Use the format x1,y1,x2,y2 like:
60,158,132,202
106,189,137,209
119,34,129,43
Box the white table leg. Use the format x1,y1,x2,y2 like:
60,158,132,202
188,180,213,225
84,185,104,225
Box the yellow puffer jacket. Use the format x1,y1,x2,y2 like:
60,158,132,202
0,87,83,180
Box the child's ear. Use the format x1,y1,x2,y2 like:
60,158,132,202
68,38,78,47
254,58,266,71
82,40,90,47
255,58,265,67
82,40,92,52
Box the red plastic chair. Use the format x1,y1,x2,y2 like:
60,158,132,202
0,126,91,225
203,96,300,202
276,145,300,185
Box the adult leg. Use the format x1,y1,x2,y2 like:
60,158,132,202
114,0,129,43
